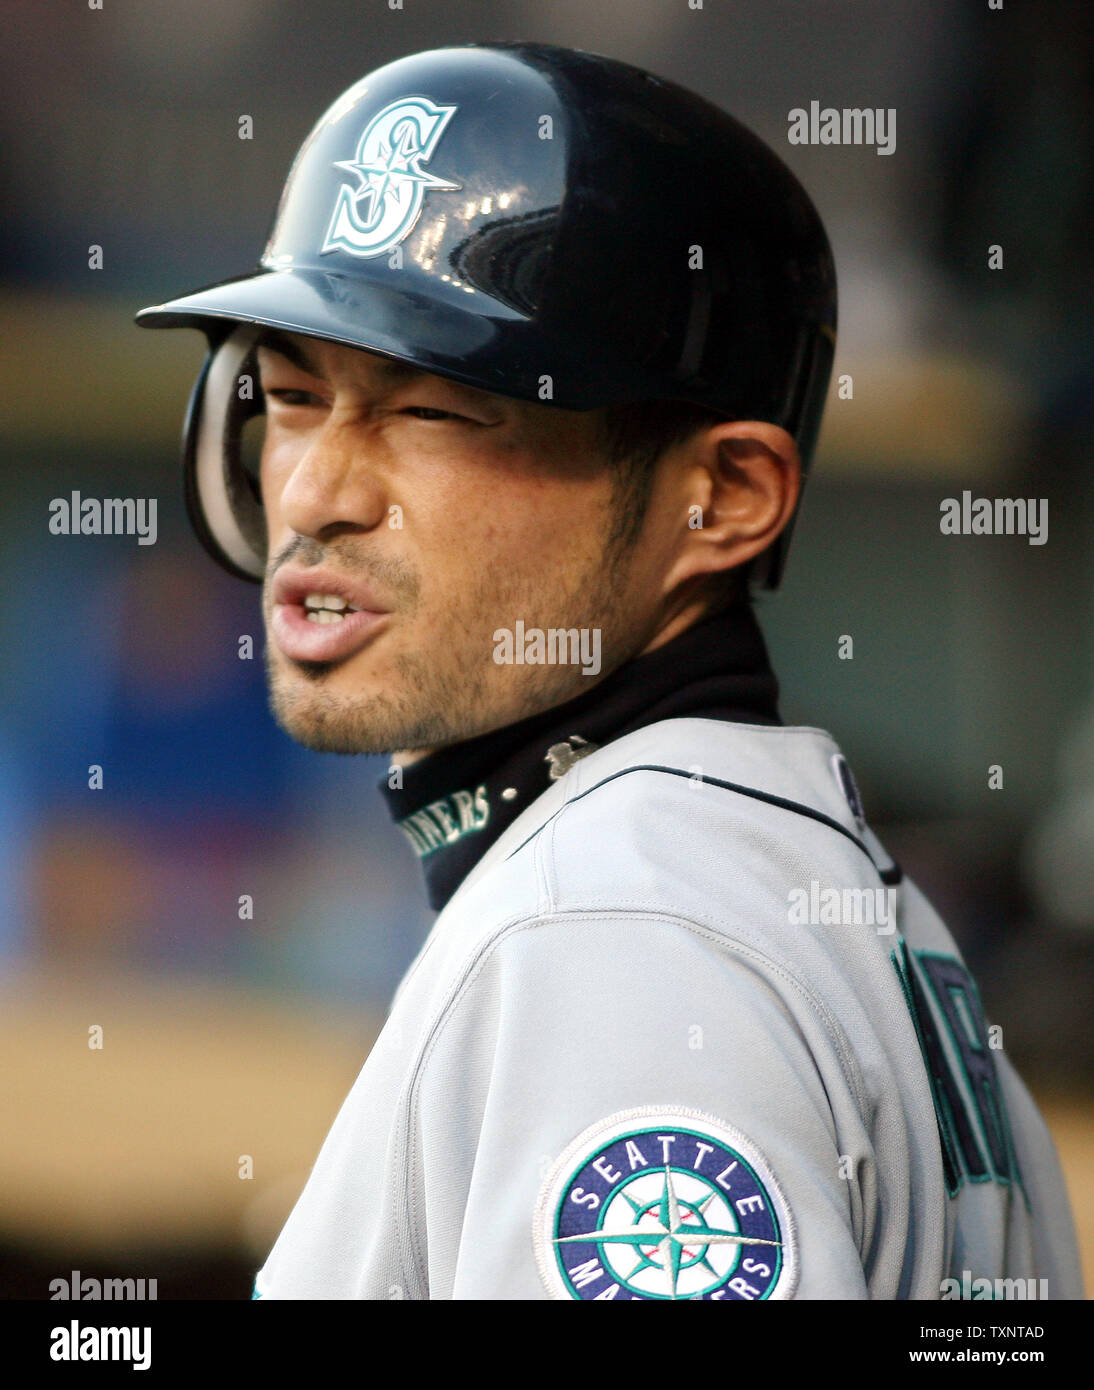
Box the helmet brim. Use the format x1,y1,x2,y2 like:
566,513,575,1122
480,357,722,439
136,265,657,411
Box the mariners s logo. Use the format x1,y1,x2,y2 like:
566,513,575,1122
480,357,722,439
322,96,460,258
534,1108,798,1300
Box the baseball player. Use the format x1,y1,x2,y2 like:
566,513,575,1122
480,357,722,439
137,43,1082,1300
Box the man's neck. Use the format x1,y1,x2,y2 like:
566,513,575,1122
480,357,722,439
392,598,720,767
380,598,779,912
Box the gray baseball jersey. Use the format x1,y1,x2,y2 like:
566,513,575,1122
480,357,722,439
254,718,1082,1300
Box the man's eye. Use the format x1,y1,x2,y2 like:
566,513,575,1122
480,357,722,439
265,388,323,407
402,406,464,421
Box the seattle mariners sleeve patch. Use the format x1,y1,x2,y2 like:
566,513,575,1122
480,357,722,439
533,1107,798,1300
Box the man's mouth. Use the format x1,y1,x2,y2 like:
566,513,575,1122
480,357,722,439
272,598,389,664
270,569,391,664
300,592,363,625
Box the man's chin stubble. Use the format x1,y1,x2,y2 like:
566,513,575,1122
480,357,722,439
264,653,456,756
261,532,641,756
264,640,610,758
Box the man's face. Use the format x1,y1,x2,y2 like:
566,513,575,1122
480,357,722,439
257,332,664,757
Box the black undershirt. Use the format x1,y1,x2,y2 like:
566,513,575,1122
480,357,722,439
377,602,781,911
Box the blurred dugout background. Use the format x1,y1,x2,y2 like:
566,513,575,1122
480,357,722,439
1,0,1092,1297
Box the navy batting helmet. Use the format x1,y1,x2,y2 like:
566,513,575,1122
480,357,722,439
136,41,837,587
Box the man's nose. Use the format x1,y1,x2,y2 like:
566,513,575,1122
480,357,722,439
277,413,387,543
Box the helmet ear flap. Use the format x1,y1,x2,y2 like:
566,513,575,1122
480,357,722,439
182,325,267,581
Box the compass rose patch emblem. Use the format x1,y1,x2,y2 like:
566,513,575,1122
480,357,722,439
321,95,460,258
534,1108,797,1300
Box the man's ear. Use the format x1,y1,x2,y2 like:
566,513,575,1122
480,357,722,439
662,420,801,593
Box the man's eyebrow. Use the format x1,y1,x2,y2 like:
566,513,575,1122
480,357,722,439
253,328,326,375
252,328,426,384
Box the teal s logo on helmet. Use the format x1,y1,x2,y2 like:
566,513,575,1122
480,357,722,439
321,96,461,258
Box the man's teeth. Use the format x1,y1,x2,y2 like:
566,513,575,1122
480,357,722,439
302,593,362,624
